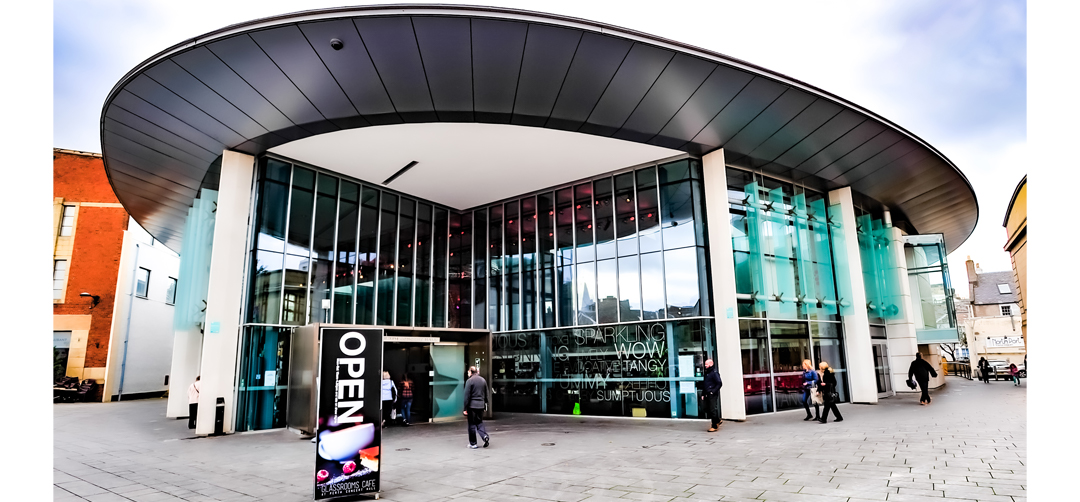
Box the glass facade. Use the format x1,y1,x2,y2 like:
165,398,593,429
246,158,460,328
727,167,850,414
905,235,959,344
491,318,715,418
235,155,915,423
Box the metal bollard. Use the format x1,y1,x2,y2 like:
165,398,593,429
214,397,225,436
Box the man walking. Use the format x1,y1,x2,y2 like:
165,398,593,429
187,376,200,429
463,366,490,449
907,354,938,405
699,359,723,432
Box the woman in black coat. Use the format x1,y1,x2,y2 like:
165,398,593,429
817,361,843,423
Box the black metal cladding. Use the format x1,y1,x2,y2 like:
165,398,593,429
101,5,977,254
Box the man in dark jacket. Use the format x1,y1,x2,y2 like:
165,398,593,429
908,353,939,405
463,366,490,449
699,359,723,432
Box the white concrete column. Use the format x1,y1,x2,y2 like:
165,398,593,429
196,151,255,435
701,149,746,421
885,226,919,392
827,187,877,404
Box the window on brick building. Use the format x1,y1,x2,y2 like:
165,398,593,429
1001,305,1012,316
59,205,76,236
53,260,68,300
166,277,177,305
136,268,150,298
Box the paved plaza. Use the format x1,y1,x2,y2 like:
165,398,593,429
54,377,1025,502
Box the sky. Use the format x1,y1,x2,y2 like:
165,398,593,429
52,0,1027,296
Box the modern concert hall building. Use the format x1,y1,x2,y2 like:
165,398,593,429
99,5,976,434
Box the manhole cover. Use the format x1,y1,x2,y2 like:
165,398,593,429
541,443,555,446
396,448,410,451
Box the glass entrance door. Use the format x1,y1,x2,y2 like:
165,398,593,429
431,344,466,421
872,341,892,397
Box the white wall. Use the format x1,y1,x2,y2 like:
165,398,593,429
103,218,181,400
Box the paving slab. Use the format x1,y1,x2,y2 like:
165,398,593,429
52,377,1024,502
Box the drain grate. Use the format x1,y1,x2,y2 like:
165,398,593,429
541,443,555,446
396,448,410,451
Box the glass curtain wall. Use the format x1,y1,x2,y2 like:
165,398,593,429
726,166,849,415
491,318,715,418
473,159,710,332
246,157,454,329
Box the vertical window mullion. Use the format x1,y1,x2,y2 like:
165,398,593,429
655,166,669,319
352,184,363,324
371,190,381,326
278,165,294,324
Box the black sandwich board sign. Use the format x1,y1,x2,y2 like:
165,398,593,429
314,327,383,500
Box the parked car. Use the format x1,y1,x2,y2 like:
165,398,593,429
987,360,1025,379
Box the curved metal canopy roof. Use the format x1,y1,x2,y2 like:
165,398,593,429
101,4,978,253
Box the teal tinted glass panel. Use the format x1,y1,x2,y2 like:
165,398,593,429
430,345,465,419
658,159,690,184
826,203,855,316
236,326,290,431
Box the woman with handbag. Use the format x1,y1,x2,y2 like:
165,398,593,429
801,359,821,421
381,371,397,428
817,361,843,423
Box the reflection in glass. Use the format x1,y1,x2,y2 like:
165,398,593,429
332,182,358,324
541,268,555,328
557,265,573,326
596,259,618,324
356,187,379,325
664,247,700,317
248,251,283,324
236,326,290,431
415,203,432,327
813,337,848,402
473,210,486,329
660,180,695,249
770,333,810,412
282,254,309,325
285,168,314,255
396,199,415,326
594,178,615,260
635,175,660,254
576,261,596,325
489,205,503,331
555,188,574,267
640,252,665,320
377,194,397,325
574,183,594,263
310,176,337,323
618,256,642,322
614,172,638,258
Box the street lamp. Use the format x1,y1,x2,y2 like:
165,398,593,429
80,292,101,310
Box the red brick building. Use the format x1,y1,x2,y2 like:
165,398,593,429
53,148,129,399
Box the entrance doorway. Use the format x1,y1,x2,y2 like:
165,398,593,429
872,340,892,397
383,342,433,424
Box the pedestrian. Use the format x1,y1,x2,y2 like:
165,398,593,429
381,371,397,428
187,376,200,429
698,358,723,431
977,357,990,383
801,359,821,422
463,366,490,449
817,362,843,423
399,375,414,426
907,353,938,405
1009,363,1020,386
